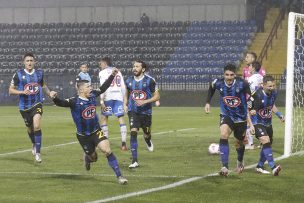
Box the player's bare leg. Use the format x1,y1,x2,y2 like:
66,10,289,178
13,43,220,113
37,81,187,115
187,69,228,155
100,115,109,138
118,116,128,151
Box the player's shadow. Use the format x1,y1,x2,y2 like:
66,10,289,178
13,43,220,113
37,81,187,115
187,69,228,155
3,156,36,165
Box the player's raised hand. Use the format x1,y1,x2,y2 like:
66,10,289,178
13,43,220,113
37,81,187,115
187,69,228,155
111,67,119,76
49,91,58,99
204,103,210,114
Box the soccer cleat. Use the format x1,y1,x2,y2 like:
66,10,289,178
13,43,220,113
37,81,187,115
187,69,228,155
128,161,139,169
117,176,128,185
84,154,91,171
31,144,36,156
219,167,229,177
146,141,154,152
236,160,245,174
272,165,282,176
256,167,271,174
35,153,42,163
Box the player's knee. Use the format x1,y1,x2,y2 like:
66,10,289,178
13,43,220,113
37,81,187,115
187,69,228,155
235,139,244,148
259,136,270,144
90,152,98,162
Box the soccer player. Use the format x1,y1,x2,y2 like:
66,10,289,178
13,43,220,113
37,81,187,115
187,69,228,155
249,75,284,176
98,57,128,150
124,60,160,169
76,63,91,83
246,61,264,149
204,63,254,176
243,52,266,81
9,53,51,163
49,68,128,184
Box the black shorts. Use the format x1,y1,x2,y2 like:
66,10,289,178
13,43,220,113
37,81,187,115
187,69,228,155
254,124,273,143
220,115,247,141
128,111,152,130
19,103,43,127
76,129,107,155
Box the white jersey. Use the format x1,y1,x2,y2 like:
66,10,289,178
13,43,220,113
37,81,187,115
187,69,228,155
99,67,126,101
248,73,263,93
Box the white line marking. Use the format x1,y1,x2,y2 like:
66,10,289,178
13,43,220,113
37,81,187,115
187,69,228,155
0,128,197,157
86,154,295,203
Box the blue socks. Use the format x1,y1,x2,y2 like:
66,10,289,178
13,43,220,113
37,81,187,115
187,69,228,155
219,139,229,168
262,143,275,169
130,131,138,163
257,149,267,168
107,153,121,177
34,130,42,153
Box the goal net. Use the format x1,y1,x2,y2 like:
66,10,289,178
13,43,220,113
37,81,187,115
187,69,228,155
285,12,304,157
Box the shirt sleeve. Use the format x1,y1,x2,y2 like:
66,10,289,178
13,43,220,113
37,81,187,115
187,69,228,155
10,73,19,86
205,79,217,104
94,74,115,97
53,97,75,108
149,79,157,93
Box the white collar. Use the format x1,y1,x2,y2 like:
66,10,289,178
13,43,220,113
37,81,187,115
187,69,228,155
134,75,145,82
24,69,35,75
79,96,89,101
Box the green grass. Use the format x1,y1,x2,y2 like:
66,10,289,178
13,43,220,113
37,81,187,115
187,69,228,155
0,106,302,203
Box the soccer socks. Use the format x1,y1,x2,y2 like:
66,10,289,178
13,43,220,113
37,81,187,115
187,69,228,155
130,131,138,163
101,125,109,138
28,131,35,144
219,139,229,168
107,153,122,177
262,143,275,169
257,149,267,168
120,124,127,143
34,130,42,153
236,144,245,163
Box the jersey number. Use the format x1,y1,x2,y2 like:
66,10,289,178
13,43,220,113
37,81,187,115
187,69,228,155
111,75,121,87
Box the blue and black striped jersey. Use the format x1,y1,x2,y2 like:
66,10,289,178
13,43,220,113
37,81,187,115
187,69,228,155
206,77,250,122
11,69,45,110
125,74,158,115
251,88,278,126
53,74,114,136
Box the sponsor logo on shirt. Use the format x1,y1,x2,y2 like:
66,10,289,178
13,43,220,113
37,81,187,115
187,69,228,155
82,106,96,119
223,96,241,107
24,83,39,94
258,106,272,119
131,90,147,100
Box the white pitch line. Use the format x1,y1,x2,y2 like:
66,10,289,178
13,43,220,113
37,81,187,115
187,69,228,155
0,128,197,157
86,153,298,203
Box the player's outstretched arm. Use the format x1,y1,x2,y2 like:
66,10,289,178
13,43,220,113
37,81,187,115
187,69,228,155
50,91,73,108
97,68,118,96
272,104,285,122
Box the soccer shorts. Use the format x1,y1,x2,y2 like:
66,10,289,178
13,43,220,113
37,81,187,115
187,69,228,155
128,111,152,130
219,114,247,141
101,100,124,117
254,124,273,144
77,129,107,155
19,103,43,127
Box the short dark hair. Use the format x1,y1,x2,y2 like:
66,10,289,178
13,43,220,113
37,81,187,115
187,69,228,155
247,51,257,61
76,80,90,89
251,61,261,72
100,57,112,66
263,75,275,83
134,60,148,72
223,63,236,73
23,53,35,60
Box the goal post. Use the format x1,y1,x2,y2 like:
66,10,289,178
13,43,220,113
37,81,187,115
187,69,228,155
284,12,304,157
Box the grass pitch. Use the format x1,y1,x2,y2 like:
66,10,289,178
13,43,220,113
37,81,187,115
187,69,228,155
0,106,303,203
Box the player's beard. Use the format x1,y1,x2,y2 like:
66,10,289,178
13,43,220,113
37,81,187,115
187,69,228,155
133,70,143,77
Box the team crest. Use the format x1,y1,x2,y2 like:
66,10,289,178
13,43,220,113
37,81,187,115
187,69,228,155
82,106,96,119
223,96,241,107
258,106,272,119
24,83,39,94
131,90,147,100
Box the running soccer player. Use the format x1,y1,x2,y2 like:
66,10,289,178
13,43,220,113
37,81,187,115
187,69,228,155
98,57,128,150
204,63,254,176
124,60,160,169
9,53,51,163
49,68,128,185
249,75,284,176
